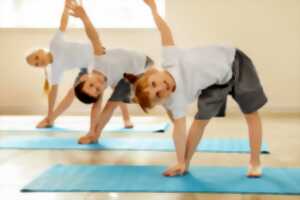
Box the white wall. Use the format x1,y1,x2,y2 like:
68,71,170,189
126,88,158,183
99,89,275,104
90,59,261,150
0,0,300,116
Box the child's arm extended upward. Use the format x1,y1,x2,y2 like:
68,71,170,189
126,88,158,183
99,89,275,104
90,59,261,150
67,0,105,56
144,0,175,46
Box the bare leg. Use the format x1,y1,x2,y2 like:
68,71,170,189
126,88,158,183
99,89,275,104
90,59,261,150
244,111,263,177
78,101,119,144
119,103,133,128
185,119,210,170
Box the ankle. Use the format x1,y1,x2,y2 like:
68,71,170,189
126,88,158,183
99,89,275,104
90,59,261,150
185,161,191,169
124,119,132,123
249,160,261,167
88,133,98,138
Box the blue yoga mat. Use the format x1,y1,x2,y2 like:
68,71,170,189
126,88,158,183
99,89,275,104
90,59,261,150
22,165,300,194
0,137,269,153
0,123,170,133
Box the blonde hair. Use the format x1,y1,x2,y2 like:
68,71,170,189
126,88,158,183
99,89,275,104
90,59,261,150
43,68,51,95
25,48,52,95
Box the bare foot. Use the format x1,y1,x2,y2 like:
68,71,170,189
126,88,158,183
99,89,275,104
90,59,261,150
124,120,134,129
78,134,98,144
163,163,187,177
247,164,262,178
36,118,53,128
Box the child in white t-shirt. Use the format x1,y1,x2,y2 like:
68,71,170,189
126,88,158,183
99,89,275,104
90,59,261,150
126,0,267,177
26,0,134,130
66,1,153,144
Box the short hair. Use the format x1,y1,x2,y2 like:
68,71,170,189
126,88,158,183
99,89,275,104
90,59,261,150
74,81,99,104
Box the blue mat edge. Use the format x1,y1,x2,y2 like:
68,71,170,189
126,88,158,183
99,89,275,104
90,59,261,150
0,123,170,133
0,138,270,154
21,164,298,195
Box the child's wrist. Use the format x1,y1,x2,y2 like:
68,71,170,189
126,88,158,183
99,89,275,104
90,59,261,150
151,7,158,13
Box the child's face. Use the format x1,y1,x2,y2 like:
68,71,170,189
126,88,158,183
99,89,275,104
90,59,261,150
80,73,106,98
26,49,49,68
144,69,174,107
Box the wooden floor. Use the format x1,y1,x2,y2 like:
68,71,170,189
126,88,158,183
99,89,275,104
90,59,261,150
0,116,299,200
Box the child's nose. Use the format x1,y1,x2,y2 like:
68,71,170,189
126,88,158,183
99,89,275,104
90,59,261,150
158,83,166,90
157,86,164,92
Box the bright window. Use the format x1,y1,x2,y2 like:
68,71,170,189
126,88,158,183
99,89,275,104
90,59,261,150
0,0,165,28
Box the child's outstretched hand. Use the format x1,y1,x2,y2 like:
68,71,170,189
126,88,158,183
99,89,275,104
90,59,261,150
163,163,187,177
64,0,72,8
66,0,86,19
143,0,157,10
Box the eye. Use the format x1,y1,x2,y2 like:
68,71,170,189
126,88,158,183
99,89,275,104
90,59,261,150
152,82,156,88
35,56,39,60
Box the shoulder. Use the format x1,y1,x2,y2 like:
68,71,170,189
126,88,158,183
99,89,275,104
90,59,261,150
162,46,181,54
162,46,182,65
51,30,64,43
50,31,65,50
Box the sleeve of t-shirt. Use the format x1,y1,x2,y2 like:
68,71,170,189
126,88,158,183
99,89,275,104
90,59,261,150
170,106,186,119
50,30,64,46
165,104,186,119
94,55,108,68
163,96,187,119
161,46,181,69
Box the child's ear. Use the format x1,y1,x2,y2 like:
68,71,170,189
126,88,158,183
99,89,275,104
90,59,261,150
124,73,139,84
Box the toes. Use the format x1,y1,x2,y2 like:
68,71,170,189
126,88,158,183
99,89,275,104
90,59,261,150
124,125,134,129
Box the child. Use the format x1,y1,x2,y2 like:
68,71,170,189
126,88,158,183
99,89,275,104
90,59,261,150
126,0,268,177
66,1,154,143
26,0,134,130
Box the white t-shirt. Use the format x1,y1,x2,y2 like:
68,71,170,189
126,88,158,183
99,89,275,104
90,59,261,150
49,31,93,85
162,45,236,119
94,49,147,87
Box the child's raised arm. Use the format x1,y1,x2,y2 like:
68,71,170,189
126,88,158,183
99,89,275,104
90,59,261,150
144,0,174,46
67,0,105,56
59,0,72,32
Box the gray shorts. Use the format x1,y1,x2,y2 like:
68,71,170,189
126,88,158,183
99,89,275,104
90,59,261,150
109,56,154,103
195,49,268,120
74,68,88,86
